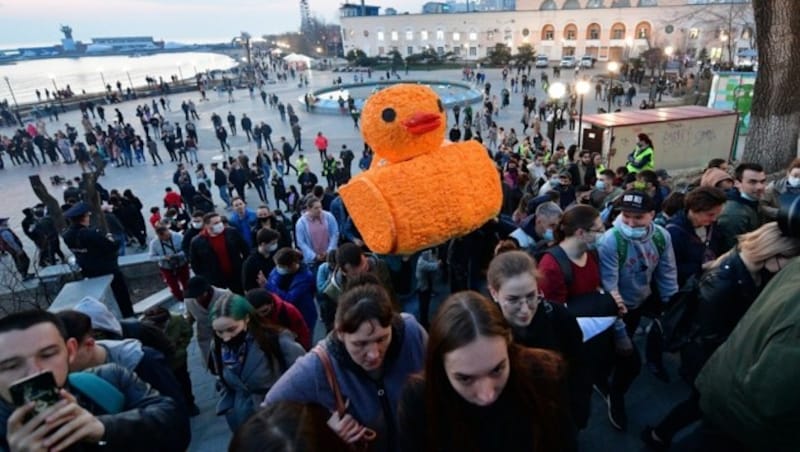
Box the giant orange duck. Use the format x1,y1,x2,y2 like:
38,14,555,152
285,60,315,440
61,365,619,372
339,83,502,254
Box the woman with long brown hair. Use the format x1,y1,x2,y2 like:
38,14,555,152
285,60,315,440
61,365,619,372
398,291,574,452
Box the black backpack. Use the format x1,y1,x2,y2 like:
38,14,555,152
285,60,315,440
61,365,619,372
660,274,702,352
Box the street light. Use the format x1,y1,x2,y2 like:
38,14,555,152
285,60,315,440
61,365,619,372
547,81,566,147
176,62,184,84
122,67,136,97
97,67,107,92
607,61,619,112
48,74,58,94
3,76,19,109
575,80,590,149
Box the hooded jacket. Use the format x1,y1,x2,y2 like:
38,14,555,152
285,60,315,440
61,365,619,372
599,215,678,308
696,255,800,451
0,364,189,452
266,264,317,333
665,210,724,286
264,314,427,452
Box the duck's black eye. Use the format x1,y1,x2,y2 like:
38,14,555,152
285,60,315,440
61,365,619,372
437,99,444,112
382,108,396,122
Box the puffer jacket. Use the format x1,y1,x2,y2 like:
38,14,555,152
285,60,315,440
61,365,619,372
0,363,190,452
696,256,800,451
264,313,428,452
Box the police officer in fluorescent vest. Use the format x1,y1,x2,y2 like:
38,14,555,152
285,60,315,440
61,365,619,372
626,133,655,174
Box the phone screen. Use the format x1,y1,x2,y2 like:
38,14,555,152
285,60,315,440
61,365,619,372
9,371,61,417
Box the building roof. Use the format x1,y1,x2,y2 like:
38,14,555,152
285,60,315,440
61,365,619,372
581,106,736,128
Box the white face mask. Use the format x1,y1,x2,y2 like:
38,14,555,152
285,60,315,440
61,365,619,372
788,176,800,188
210,223,225,235
268,243,279,252
191,221,203,229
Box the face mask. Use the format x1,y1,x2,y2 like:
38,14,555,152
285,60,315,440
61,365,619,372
191,221,203,229
550,178,561,187
595,180,606,191
275,266,291,275
586,232,604,250
740,191,759,202
788,176,800,188
618,222,648,240
223,329,248,349
268,243,279,252
211,223,225,235
633,181,647,191
543,228,554,242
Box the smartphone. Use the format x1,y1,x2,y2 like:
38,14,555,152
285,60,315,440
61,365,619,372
9,371,61,417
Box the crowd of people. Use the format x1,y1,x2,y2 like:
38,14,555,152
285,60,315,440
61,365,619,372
1,62,800,452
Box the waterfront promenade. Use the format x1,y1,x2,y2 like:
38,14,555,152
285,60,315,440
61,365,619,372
1,66,690,451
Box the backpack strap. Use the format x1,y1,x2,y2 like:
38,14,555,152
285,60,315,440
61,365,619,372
652,227,667,256
614,227,667,273
68,372,125,415
544,246,573,287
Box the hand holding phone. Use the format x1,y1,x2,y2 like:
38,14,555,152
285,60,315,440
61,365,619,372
9,371,60,418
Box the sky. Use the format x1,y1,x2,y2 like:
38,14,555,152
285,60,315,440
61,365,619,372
0,0,428,47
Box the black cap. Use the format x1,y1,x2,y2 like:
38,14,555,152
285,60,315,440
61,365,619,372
619,191,654,213
64,201,91,218
778,195,800,238
184,276,211,299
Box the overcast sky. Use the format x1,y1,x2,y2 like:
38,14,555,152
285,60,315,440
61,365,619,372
0,0,428,47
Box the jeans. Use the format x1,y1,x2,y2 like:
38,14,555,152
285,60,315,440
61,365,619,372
217,185,232,207
114,233,127,256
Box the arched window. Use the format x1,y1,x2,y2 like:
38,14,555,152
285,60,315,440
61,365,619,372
638,0,657,5
540,0,557,10
586,23,602,40
586,0,605,7
635,21,651,39
541,24,555,40
563,0,581,9
563,24,578,41
610,23,626,40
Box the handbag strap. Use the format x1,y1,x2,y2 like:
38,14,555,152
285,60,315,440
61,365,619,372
313,345,346,416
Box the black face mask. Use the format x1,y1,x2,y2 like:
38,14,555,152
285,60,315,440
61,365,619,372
223,329,248,349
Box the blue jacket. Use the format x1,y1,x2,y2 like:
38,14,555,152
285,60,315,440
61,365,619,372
264,313,427,452
295,211,339,264
266,265,317,332
229,208,258,249
599,215,679,308
665,210,724,286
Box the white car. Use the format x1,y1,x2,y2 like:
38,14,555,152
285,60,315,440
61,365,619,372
560,56,576,68
580,56,595,68
535,55,549,68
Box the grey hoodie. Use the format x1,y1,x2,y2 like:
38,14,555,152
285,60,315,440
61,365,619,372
100,338,144,369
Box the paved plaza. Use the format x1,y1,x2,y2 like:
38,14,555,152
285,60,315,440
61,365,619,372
1,66,691,451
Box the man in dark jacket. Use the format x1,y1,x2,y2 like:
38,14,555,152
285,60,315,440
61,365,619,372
62,202,134,317
0,310,190,452
190,212,249,294
716,163,766,252
241,228,280,291
211,162,232,208
567,150,597,187
240,113,253,141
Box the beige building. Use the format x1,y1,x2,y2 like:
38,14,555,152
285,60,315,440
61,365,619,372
340,0,754,64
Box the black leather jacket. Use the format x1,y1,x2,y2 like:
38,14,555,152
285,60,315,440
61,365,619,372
0,363,190,451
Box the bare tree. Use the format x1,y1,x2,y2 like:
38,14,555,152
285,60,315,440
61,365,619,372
742,0,800,172
666,2,754,64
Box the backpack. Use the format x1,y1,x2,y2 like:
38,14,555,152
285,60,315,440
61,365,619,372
68,372,125,415
542,246,618,319
660,274,702,352
612,227,666,273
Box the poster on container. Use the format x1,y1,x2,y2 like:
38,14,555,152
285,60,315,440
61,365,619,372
707,72,755,135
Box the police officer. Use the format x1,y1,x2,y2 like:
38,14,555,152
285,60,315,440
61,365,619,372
62,201,134,317
626,133,655,174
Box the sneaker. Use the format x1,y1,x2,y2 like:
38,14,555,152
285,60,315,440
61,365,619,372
647,362,671,383
607,392,627,431
641,426,670,451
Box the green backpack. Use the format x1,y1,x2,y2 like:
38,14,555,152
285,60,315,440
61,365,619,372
612,227,666,273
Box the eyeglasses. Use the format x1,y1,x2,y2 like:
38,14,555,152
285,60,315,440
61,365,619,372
501,293,544,310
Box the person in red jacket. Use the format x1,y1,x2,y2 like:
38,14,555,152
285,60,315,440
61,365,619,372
246,288,311,350
163,186,183,210
314,131,329,163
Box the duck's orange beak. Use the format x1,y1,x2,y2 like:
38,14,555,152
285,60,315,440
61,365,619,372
402,112,441,135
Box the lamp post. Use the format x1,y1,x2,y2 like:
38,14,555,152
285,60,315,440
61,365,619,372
606,61,619,112
122,68,136,97
97,68,107,92
575,80,590,149
176,63,184,84
547,81,566,147
49,74,58,94
3,76,19,110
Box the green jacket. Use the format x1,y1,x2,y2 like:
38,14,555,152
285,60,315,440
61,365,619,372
164,315,193,369
716,192,761,252
696,256,800,451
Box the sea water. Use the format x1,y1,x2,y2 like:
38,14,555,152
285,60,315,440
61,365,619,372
0,52,238,104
